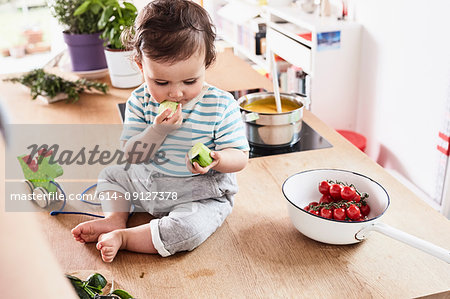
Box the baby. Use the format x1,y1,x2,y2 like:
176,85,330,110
71,0,249,262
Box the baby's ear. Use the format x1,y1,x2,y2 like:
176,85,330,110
134,58,143,72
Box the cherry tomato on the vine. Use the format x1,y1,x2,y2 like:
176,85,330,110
341,186,356,201
319,194,332,204
360,203,371,216
320,207,333,219
329,184,342,200
309,180,371,222
318,181,331,195
346,204,361,220
333,207,346,220
309,202,319,208
309,209,320,216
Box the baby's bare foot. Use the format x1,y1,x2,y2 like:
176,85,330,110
71,216,126,244
96,230,124,263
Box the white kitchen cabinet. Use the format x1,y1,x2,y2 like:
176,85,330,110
215,0,268,70
212,2,362,130
266,6,361,131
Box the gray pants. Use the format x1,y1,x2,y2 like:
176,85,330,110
96,165,237,256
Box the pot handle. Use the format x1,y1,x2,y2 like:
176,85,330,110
355,222,450,263
291,92,311,110
241,111,259,122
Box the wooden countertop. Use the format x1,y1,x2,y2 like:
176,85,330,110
1,49,449,298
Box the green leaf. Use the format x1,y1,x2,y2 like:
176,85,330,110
66,274,83,283
83,286,97,298
99,6,114,29
123,2,137,13
86,273,108,290
110,26,116,44
112,289,134,299
66,275,91,299
90,3,102,15
74,1,92,16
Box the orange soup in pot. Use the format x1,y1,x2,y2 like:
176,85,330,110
242,97,302,113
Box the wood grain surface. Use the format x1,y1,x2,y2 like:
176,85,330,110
0,49,449,298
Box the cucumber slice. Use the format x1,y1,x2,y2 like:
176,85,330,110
188,142,213,167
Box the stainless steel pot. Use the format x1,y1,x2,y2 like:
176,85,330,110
237,92,306,147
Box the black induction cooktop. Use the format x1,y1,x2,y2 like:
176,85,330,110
117,102,332,159
248,121,332,158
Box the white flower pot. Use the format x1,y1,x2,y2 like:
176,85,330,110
37,93,67,104
20,85,67,104
104,48,143,89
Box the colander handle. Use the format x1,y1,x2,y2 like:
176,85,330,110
356,222,450,264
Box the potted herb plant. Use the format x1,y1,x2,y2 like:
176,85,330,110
47,0,108,72
75,0,143,88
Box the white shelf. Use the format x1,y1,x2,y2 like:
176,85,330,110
219,33,268,71
266,5,358,32
225,0,265,8
268,21,312,48
267,27,311,74
265,4,363,130
210,1,362,130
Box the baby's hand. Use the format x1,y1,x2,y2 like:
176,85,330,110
154,103,183,127
186,151,220,174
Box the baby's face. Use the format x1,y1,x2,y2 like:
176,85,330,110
137,52,206,106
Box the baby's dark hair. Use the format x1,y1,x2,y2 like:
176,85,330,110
125,0,216,68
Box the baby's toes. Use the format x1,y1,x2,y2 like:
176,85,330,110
72,232,86,243
101,246,114,256
72,231,81,240
102,254,114,263
96,241,104,250
75,237,85,243
71,226,80,235
101,248,115,262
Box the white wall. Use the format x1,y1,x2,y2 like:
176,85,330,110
353,0,450,204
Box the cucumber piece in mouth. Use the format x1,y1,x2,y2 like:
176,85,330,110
157,101,179,117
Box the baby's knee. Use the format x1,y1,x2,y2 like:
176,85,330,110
160,216,206,252
96,165,132,196
98,165,126,181
151,201,232,256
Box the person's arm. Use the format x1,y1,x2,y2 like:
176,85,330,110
123,104,183,164
211,148,248,173
186,148,248,174
186,93,249,174
122,126,167,164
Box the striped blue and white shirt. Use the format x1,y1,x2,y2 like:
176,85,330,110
121,83,249,177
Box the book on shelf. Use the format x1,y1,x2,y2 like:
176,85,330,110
277,63,307,95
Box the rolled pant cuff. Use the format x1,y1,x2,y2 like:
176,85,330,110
150,219,171,257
